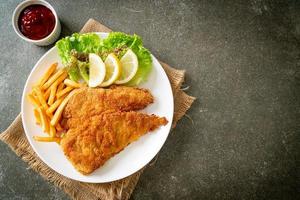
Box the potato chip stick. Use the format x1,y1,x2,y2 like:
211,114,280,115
38,63,57,86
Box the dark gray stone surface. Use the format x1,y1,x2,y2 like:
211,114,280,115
0,0,299,199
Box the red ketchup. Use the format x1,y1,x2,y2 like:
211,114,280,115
18,5,55,40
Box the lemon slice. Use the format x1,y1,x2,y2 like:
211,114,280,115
100,53,121,87
115,49,138,84
88,53,106,87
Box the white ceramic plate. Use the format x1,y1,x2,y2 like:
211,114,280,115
21,32,173,183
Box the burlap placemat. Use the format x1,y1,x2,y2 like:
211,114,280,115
0,19,195,200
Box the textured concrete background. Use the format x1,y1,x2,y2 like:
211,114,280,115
0,0,300,199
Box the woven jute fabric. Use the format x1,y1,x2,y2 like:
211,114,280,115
0,19,195,200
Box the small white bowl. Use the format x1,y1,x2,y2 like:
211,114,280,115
12,0,61,46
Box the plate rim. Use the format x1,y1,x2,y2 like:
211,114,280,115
21,32,174,183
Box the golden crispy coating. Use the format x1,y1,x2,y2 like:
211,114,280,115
60,112,168,174
63,86,154,119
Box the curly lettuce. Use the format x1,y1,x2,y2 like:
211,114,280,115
56,32,152,85
56,33,102,64
102,32,152,85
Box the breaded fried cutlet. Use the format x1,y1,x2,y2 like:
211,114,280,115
63,86,154,119
61,111,168,174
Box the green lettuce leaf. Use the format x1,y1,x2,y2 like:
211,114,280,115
78,60,89,83
56,32,152,85
102,32,152,85
66,56,81,82
56,33,102,64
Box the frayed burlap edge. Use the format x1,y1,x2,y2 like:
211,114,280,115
0,18,195,200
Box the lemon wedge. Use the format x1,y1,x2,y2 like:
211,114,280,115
100,53,121,87
88,53,106,87
115,49,138,84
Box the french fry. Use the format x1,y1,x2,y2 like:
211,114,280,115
55,123,63,132
38,63,58,86
32,90,38,98
45,72,67,104
51,90,78,126
48,72,67,102
52,72,68,88
27,93,41,107
42,69,66,90
48,84,57,105
45,117,51,134
56,86,73,99
57,82,64,93
33,136,61,143
49,124,56,137
44,86,51,100
64,79,82,88
34,109,41,125
29,63,73,143
46,97,64,115
37,107,49,133
34,87,48,110
46,111,53,118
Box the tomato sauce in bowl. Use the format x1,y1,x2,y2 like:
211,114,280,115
18,5,55,40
